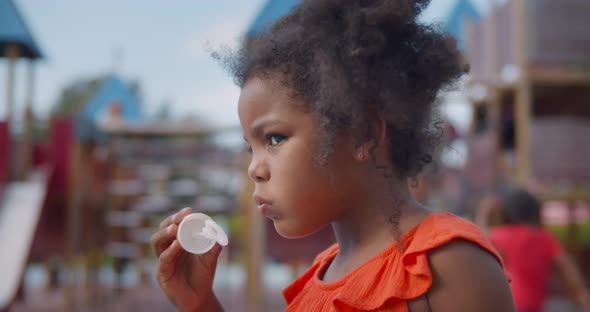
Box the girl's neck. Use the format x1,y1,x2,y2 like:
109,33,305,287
330,180,430,260
322,182,430,283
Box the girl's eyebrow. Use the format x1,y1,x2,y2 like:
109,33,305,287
250,117,287,136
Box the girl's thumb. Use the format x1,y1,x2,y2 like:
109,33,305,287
201,243,224,269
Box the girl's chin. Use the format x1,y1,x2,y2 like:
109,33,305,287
273,219,325,239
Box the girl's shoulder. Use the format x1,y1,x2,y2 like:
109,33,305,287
311,212,502,266
403,212,502,259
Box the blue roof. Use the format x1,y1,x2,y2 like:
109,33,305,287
445,0,481,50
80,75,143,123
0,0,43,59
245,0,480,50
246,0,299,36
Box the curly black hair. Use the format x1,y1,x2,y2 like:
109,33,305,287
218,0,468,178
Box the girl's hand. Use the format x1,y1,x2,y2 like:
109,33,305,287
151,207,224,312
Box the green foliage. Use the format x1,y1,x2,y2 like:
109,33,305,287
547,221,590,248
52,76,104,116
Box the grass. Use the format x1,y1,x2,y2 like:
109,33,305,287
546,220,590,248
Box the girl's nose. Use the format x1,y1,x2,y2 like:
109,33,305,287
247,154,270,183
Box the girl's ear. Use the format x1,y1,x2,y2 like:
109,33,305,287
354,112,387,162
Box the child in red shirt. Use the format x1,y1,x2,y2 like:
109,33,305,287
479,189,590,312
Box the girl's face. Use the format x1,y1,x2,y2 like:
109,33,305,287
238,77,367,238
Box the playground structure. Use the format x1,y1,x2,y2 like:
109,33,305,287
463,0,590,286
0,4,247,307
0,0,495,310
0,1,331,310
3,0,589,310
0,77,249,311
69,118,244,305
1,0,46,310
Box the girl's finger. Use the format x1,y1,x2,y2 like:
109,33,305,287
159,214,174,230
159,207,193,230
173,207,193,224
198,243,223,271
158,240,184,279
151,224,178,257
159,240,183,265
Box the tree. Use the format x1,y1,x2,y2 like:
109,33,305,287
52,76,103,116
52,76,143,117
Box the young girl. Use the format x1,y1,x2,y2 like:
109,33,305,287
150,0,515,311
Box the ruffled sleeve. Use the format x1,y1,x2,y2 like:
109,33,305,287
332,213,507,311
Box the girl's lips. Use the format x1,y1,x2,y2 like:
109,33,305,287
257,203,273,217
254,195,277,218
254,196,270,206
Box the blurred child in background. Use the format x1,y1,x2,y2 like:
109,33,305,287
477,189,590,312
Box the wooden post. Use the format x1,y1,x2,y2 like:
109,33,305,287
65,142,83,312
240,151,265,312
5,43,19,124
485,0,500,131
5,44,19,182
485,0,503,187
484,0,498,95
514,0,532,185
78,143,99,309
515,84,532,184
21,61,36,179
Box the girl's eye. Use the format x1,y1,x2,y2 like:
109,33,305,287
246,145,253,154
268,134,286,146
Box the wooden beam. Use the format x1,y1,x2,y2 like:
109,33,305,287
100,122,241,137
514,85,532,184
514,0,532,184
485,0,503,186
485,0,498,87
4,44,20,181
5,43,19,124
65,142,83,312
240,151,264,311
531,68,590,86
540,188,590,202
20,61,36,180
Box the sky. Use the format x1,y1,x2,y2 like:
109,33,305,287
1,0,494,129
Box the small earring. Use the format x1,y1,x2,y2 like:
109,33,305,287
357,151,365,160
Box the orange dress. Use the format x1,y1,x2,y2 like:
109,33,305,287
282,212,507,312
